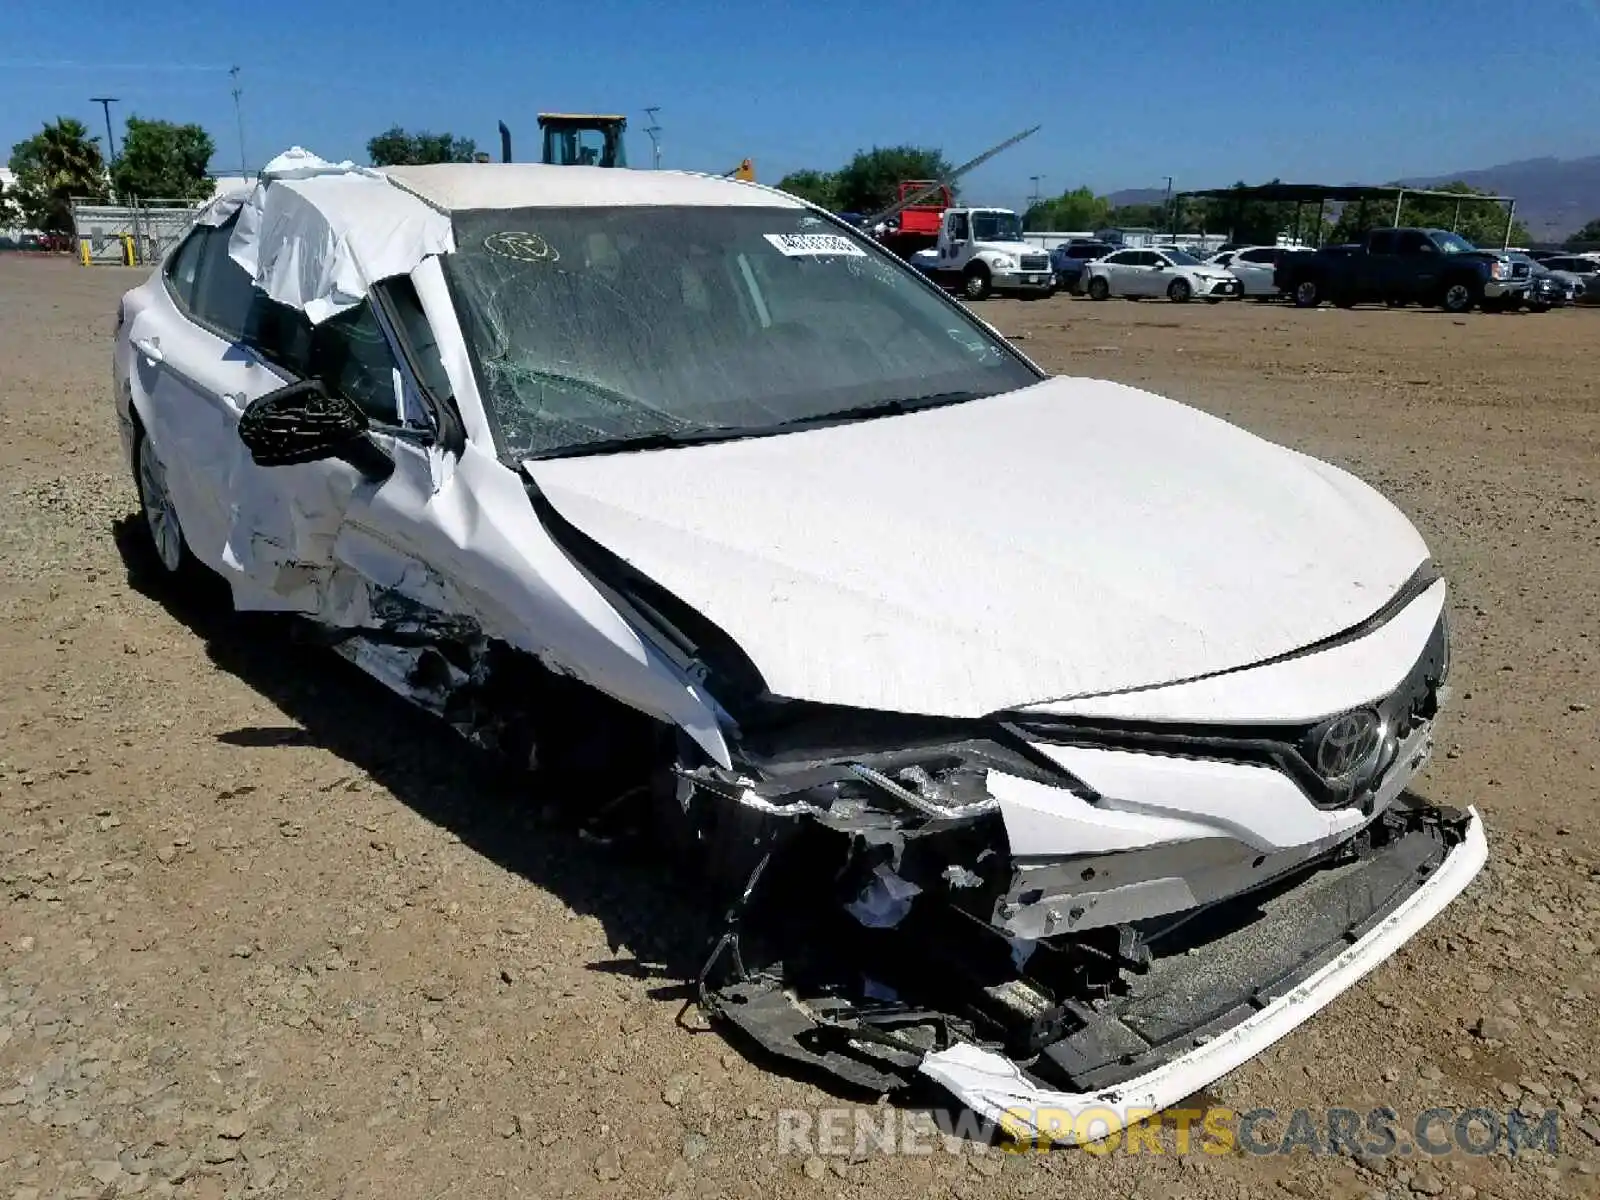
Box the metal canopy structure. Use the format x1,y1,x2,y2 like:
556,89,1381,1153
1173,183,1520,249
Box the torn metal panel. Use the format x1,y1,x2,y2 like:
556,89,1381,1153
704,802,1482,1140
918,806,1487,1144
323,438,731,766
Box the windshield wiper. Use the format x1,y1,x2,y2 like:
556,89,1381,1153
773,390,985,431
524,426,759,460
524,391,987,461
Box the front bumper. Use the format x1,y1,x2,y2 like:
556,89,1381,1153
1482,278,1529,299
920,804,1487,1144
1202,277,1242,298
993,269,1055,293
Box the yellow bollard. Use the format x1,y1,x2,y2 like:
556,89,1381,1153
122,234,136,266
80,239,91,267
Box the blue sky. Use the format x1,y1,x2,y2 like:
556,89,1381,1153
3,0,1597,210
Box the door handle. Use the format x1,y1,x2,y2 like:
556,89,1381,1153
133,336,163,364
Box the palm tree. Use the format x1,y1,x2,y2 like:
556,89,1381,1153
7,117,109,234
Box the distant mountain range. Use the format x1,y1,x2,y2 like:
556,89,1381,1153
1105,156,1600,239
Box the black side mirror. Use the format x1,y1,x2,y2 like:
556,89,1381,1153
238,378,393,479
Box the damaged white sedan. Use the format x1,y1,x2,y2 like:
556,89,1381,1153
113,148,1486,1140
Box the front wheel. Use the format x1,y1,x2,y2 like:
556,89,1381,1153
962,266,991,301
1087,276,1110,301
1440,281,1477,313
1167,278,1192,303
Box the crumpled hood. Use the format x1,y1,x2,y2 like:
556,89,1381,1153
529,376,1430,718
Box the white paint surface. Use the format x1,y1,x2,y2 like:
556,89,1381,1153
1024,580,1446,723
532,375,1431,718
379,163,802,212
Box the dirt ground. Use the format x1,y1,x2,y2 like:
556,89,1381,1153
2,255,1597,1200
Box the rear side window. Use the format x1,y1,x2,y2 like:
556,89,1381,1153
191,220,259,339
165,228,207,308
1368,231,1396,255
1239,248,1275,264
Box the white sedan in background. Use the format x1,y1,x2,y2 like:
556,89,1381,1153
1207,245,1294,297
1083,247,1241,302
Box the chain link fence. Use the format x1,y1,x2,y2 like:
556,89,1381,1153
69,197,206,266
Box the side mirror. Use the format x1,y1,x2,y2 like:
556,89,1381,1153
238,378,394,479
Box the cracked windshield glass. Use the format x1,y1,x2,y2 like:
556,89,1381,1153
444,206,1038,458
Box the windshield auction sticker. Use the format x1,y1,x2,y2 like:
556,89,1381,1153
763,233,866,257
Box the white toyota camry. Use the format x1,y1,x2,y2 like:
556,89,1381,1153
1083,247,1242,302
113,148,1484,1139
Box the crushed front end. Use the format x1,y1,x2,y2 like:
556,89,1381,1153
675,601,1488,1135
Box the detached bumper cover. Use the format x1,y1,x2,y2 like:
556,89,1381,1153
919,805,1487,1143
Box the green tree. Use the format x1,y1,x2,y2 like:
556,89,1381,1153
1329,182,1528,247
110,117,215,201
366,127,478,167
831,146,954,216
1024,185,1109,231
1191,181,1300,244
8,117,108,234
1104,202,1167,230
1565,218,1600,247
775,169,839,209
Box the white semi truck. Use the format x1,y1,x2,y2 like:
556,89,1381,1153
909,207,1055,300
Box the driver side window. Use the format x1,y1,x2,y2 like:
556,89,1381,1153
306,303,403,426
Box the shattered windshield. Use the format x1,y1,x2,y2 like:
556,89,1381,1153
443,206,1038,459
971,211,1024,243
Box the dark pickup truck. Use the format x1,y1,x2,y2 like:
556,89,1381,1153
1274,227,1531,313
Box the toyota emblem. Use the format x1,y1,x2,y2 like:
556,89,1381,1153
1313,710,1382,780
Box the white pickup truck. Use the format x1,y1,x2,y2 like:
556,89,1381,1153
909,207,1055,300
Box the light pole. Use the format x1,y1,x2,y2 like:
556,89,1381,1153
1163,175,1174,236
1028,174,1042,208
643,106,662,169
90,96,119,163
229,67,248,181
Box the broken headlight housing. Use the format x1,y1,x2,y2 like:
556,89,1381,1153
703,737,1074,825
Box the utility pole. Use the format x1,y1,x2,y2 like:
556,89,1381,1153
229,67,248,181
90,96,119,163
1028,174,1042,208
1163,175,1174,236
643,106,662,169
